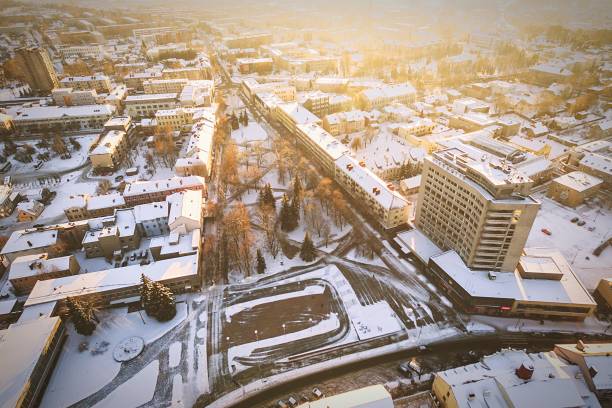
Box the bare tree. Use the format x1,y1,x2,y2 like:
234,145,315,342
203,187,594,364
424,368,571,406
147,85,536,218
255,204,280,259
223,202,254,276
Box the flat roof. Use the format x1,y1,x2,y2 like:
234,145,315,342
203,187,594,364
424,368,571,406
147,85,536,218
296,384,392,408
553,171,603,192
1,229,59,255
25,255,198,307
0,317,62,408
8,253,73,280
430,248,596,306
395,229,443,263
123,176,204,197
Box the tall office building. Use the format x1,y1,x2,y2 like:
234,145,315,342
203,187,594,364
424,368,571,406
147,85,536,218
414,144,540,272
15,47,59,94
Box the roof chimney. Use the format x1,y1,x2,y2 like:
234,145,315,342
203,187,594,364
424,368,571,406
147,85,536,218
516,361,534,380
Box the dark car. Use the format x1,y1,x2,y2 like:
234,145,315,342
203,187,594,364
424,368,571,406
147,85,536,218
571,217,579,223
577,220,586,226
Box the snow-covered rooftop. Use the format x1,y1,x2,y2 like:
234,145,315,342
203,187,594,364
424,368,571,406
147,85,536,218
7,104,116,121
8,253,74,280
90,130,125,156
553,171,603,192
25,255,198,307
123,176,205,197
436,349,600,408
335,155,408,210
0,317,62,408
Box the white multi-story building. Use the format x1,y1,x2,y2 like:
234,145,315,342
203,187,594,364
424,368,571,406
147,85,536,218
143,78,189,94
125,93,178,118
414,143,540,272
323,110,368,136
57,44,105,59
357,82,416,110
174,113,215,178
335,155,409,229
52,88,98,106
59,74,112,93
7,104,116,133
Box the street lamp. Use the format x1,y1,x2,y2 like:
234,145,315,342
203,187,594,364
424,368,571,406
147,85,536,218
282,323,286,336
254,329,258,341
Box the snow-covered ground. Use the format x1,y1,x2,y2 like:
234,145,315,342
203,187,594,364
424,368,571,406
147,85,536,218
526,193,611,290
41,304,187,408
231,122,268,144
92,360,159,408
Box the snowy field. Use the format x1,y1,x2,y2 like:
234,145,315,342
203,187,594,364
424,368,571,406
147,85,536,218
41,304,187,408
526,193,611,290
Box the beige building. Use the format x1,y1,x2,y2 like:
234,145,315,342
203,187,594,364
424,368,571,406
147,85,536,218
547,171,603,208
143,78,188,94
323,110,367,136
432,348,601,408
59,74,112,93
7,104,116,133
125,93,178,118
16,200,44,222
415,145,540,272
52,88,98,106
0,317,66,408
155,107,209,131
89,130,128,171
8,253,79,295
357,83,416,110
335,155,410,229
14,47,59,94
82,209,141,259
554,342,612,403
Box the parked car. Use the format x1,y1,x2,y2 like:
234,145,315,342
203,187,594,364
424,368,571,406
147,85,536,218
114,175,124,182
409,359,423,376
571,217,579,223
588,226,596,232
34,161,44,170
577,220,586,226
541,228,552,236
276,401,288,408
312,388,323,399
399,362,412,376
287,396,298,407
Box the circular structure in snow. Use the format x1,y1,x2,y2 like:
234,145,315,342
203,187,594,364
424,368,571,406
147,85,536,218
113,336,145,362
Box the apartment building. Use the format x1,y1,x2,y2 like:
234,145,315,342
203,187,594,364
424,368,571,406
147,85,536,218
224,32,272,49
122,175,205,206
241,78,295,103
16,201,44,222
432,348,601,408
236,57,273,74
124,71,163,91
133,201,170,237
179,80,214,107
175,115,215,178
155,107,211,131
0,317,66,408
414,144,540,272
8,253,79,295
162,66,210,81
314,77,349,93
59,74,112,93
0,223,89,262
24,255,199,310
396,118,436,139
89,130,128,171
294,123,349,176
143,78,189,94
104,85,128,108
57,44,105,60
302,91,330,117
115,62,148,76
64,193,126,221
357,83,416,110
125,93,178,118
335,155,409,229
82,209,141,258
7,104,116,134
0,184,18,217
323,110,367,136
14,47,59,94
52,88,98,106
274,102,321,134
547,171,603,208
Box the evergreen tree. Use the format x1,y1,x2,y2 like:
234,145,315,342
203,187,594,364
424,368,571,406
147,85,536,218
230,112,239,130
154,282,176,321
280,194,297,232
258,188,265,206
290,195,300,225
66,297,97,336
256,249,266,274
140,274,159,317
263,183,275,208
292,175,302,202
300,233,316,262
